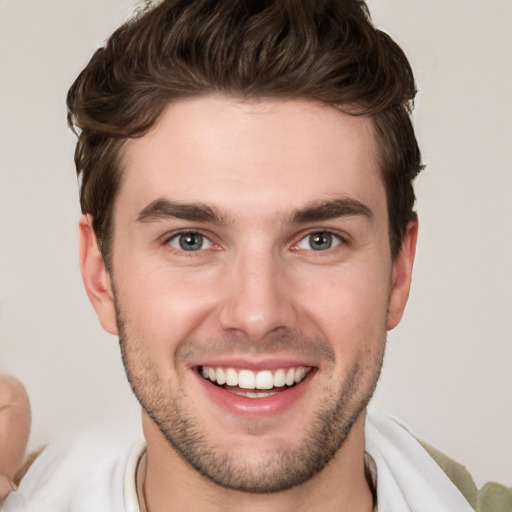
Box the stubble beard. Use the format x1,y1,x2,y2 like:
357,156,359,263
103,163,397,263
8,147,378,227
115,305,386,493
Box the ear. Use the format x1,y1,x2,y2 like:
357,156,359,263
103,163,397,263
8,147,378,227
79,214,118,335
387,220,418,330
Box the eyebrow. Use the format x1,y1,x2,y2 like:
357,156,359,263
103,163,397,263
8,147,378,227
290,198,373,223
137,199,228,225
136,197,373,226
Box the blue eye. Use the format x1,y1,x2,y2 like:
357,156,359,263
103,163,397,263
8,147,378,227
297,231,341,251
168,232,212,251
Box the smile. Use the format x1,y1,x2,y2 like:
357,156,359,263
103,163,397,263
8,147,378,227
199,366,312,397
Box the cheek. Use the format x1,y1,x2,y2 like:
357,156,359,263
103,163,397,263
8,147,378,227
295,264,390,351
115,260,221,344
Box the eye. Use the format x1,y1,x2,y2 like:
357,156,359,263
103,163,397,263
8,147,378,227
296,231,342,251
167,232,213,251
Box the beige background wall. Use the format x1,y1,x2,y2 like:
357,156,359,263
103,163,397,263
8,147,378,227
0,0,510,488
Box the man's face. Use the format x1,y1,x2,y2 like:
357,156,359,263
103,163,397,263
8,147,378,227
82,96,415,492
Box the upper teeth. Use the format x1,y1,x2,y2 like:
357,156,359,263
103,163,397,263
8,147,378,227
201,366,310,390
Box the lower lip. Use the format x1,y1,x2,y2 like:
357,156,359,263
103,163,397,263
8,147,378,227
195,370,315,417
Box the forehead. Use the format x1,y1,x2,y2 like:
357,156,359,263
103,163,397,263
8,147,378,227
118,96,385,222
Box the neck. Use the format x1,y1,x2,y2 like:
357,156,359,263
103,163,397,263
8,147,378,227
139,412,373,512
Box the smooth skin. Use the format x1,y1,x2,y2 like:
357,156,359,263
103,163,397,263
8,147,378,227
80,96,417,512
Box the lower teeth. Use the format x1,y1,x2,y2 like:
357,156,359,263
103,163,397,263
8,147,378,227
222,384,291,398
228,389,278,398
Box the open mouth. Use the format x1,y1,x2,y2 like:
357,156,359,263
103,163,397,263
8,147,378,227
198,365,313,398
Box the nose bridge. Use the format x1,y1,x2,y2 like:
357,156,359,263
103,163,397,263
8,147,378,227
219,243,297,340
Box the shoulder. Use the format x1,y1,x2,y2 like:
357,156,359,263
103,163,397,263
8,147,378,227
365,410,512,512
2,422,143,512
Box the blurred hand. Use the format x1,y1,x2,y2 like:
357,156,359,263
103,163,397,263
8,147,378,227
0,375,31,501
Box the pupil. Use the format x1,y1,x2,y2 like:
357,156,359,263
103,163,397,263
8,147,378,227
179,233,202,251
311,232,332,250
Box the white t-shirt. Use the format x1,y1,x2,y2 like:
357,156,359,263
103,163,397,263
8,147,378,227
2,410,474,512
2,420,142,512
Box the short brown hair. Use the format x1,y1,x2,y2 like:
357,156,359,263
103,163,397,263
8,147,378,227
67,0,423,262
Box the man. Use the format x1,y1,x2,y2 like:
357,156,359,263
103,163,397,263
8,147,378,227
3,1,508,511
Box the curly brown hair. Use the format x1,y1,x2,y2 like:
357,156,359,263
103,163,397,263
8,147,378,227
67,0,423,263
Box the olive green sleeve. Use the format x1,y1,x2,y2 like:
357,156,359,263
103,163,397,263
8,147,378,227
476,482,512,512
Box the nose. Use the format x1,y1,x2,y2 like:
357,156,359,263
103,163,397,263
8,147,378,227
218,249,298,341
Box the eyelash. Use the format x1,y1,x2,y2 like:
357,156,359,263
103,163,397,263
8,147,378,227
161,229,348,254
163,230,217,253
292,230,347,253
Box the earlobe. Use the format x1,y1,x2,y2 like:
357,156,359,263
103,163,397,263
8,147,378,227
387,220,418,330
78,215,119,335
